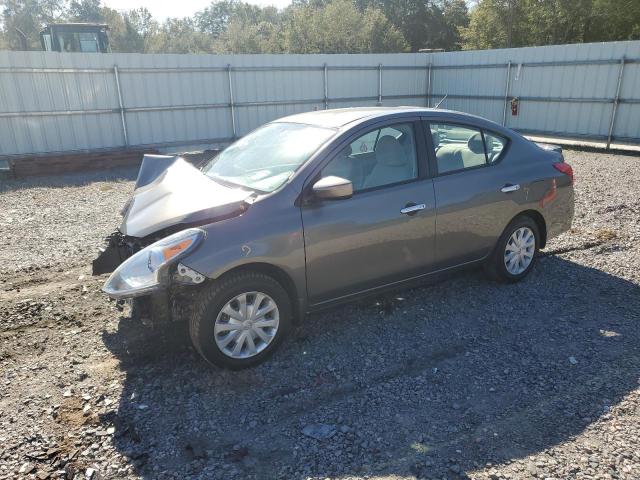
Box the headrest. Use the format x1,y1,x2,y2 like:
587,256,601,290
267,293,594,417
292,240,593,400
467,133,485,155
376,135,405,167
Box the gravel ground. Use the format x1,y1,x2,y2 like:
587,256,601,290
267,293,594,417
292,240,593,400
1,150,639,480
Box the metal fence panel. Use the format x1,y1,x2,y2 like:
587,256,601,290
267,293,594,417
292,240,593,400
0,41,639,157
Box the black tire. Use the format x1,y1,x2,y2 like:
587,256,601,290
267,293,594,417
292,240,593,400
189,271,292,369
484,215,540,283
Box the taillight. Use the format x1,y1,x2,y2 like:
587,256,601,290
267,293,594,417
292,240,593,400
553,162,574,184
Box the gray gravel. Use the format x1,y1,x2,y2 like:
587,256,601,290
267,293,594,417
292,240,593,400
1,149,639,480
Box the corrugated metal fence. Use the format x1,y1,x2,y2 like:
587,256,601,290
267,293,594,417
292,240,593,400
0,40,639,158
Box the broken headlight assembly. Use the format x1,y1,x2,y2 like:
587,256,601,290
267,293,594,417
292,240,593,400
102,228,205,299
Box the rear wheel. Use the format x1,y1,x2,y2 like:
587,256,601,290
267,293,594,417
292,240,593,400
485,216,540,283
189,271,292,369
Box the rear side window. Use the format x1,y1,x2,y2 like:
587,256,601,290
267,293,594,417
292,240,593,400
429,123,509,174
430,123,487,174
483,131,507,163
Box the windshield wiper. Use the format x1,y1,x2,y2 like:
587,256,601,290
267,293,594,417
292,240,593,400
205,174,268,194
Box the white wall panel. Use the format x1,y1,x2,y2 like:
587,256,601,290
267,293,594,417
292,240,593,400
0,41,638,157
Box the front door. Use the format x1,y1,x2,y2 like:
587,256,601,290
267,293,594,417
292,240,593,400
301,120,436,306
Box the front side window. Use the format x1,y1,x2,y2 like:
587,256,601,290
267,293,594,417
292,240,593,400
203,122,335,192
430,123,487,174
323,122,418,192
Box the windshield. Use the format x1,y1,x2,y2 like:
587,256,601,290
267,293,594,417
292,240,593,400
202,122,336,192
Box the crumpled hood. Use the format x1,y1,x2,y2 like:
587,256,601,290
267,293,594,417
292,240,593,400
121,156,253,238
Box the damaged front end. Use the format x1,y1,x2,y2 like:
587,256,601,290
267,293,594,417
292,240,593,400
100,227,208,324
92,231,144,276
94,153,255,323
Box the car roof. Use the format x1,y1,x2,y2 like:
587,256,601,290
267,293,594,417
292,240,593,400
275,107,484,129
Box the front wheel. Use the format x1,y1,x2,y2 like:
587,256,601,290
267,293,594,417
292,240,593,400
485,216,540,283
189,271,292,369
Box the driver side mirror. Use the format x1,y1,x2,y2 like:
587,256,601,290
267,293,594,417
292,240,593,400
312,176,353,200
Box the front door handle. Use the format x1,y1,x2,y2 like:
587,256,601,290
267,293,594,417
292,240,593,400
501,184,520,193
400,203,426,215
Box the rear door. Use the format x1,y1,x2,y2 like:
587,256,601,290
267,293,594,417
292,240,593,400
425,120,526,269
302,119,437,306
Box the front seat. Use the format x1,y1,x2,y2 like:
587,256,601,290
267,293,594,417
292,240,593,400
323,144,365,190
364,136,414,189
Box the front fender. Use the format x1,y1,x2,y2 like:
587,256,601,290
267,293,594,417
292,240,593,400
179,201,307,298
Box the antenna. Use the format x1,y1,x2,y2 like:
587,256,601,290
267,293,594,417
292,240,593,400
434,94,447,109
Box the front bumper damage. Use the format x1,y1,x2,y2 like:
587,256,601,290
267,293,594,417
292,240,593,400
130,263,206,324
92,231,140,275
94,232,207,324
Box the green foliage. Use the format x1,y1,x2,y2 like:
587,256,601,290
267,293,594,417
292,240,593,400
211,0,407,53
283,0,408,53
146,18,211,53
67,0,103,22
2,0,65,49
0,0,637,54
353,0,469,51
213,18,285,53
462,0,640,50
587,0,640,42
196,0,276,37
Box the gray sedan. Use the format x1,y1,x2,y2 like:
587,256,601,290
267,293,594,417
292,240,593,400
98,107,574,369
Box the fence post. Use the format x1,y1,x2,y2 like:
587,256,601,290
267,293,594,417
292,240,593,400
227,64,237,139
323,63,328,110
113,65,128,147
426,62,432,107
377,63,383,105
607,56,626,150
502,61,512,127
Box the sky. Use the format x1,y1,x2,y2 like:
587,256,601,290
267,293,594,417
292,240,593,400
103,0,293,19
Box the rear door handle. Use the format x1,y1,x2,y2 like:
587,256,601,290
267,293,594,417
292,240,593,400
400,203,426,215
501,184,520,193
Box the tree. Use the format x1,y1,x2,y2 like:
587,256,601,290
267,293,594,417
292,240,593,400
146,18,212,53
460,0,527,49
67,0,103,22
461,0,640,50
1,0,637,54
1,0,66,50
119,8,158,52
440,0,469,49
282,0,408,53
524,0,593,46
354,0,469,51
196,0,274,37
586,0,640,42
213,19,283,53
212,0,407,54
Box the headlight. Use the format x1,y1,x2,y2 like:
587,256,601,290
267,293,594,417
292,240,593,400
103,228,205,299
